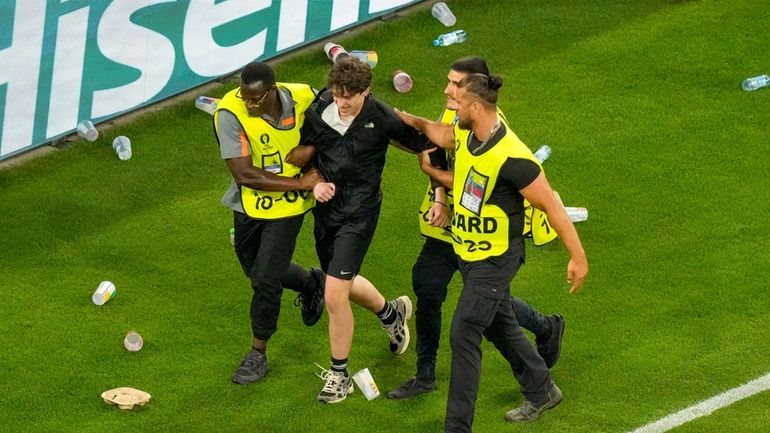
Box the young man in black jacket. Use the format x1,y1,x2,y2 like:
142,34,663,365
299,57,433,403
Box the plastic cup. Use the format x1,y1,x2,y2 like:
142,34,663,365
349,50,378,69
92,281,116,306
76,120,99,142
112,136,132,161
431,2,457,27
323,43,349,63
393,70,413,93
124,331,144,352
352,368,380,400
195,96,219,115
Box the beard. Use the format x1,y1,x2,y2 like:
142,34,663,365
458,117,474,130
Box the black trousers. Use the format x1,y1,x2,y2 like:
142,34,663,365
233,211,316,340
412,237,550,381
444,250,553,433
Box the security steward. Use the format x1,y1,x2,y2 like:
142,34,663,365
395,72,588,431
214,61,325,385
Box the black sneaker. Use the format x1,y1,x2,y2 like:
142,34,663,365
504,384,562,423
536,314,565,368
294,267,325,326
232,349,268,384
386,376,437,400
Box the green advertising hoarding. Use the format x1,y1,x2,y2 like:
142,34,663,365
0,0,421,160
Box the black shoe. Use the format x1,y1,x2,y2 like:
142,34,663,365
386,376,437,400
536,314,564,368
295,267,325,326
504,384,562,423
232,349,268,384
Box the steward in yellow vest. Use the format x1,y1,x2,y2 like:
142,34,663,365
394,71,587,429
418,108,557,246
390,57,567,402
451,119,542,261
213,62,325,386
215,81,316,219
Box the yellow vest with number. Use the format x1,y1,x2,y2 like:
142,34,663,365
452,121,542,261
215,82,315,220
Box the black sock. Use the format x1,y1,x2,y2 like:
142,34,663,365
378,301,395,325
331,357,348,376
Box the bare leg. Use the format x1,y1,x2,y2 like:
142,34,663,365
251,338,267,351
326,274,388,359
325,275,355,359
350,275,387,312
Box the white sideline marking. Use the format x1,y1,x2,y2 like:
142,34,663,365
627,372,770,433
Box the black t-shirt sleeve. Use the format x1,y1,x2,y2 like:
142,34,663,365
498,157,541,191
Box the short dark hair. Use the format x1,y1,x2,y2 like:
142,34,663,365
327,57,372,95
450,56,490,76
241,61,275,86
458,73,503,107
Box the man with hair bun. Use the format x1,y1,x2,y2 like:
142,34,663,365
388,56,565,401
397,69,588,430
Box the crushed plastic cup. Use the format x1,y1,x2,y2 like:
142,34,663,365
124,331,144,352
431,2,457,26
393,70,413,93
92,281,117,306
352,368,380,400
76,120,99,142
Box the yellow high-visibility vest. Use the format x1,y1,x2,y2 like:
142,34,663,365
451,120,542,261
215,82,315,219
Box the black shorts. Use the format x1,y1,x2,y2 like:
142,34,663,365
313,210,380,280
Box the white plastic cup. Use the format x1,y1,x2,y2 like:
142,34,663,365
76,120,99,142
393,70,413,93
431,2,457,27
323,43,349,63
565,207,589,223
112,136,132,161
92,281,117,306
352,368,380,400
124,331,144,352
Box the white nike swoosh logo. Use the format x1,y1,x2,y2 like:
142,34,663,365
364,122,374,128
340,270,352,275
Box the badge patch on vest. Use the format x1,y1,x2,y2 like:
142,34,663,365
460,167,488,216
261,151,283,174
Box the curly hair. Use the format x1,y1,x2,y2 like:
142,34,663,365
327,57,372,95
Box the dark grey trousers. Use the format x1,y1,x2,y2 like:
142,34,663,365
444,251,553,433
412,237,551,381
